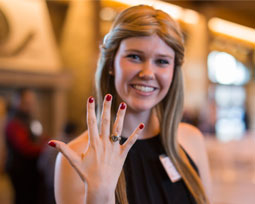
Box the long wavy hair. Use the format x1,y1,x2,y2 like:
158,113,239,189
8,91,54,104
95,5,208,204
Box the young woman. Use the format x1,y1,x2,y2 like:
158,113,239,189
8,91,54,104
48,5,212,204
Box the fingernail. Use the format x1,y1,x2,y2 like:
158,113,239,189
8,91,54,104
106,94,112,101
139,124,144,129
88,96,94,103
120,102,126,110
48,141,56,147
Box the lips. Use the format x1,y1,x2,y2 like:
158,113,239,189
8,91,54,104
131,84,158,93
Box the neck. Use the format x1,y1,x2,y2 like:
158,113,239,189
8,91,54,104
122,108,160,139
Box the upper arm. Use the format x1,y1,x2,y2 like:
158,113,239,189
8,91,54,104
178,123,212,202
193,130,212,202
54,132,88,204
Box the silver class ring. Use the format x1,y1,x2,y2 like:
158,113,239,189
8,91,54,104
110,134,121,143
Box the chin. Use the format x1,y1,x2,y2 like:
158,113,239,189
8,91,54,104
127,102,155,113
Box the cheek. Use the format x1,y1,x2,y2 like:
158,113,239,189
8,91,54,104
114,70,123,89
114,60,123,83
159,68,174,90
114,60,134,83
114,61,130,97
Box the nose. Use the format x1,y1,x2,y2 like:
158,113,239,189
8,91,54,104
138,61,155,80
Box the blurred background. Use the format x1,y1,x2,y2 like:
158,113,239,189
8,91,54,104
0,0,254,204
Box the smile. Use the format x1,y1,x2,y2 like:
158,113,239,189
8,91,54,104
132,85,156,92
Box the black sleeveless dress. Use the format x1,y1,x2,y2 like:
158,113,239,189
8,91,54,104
121,135,197,204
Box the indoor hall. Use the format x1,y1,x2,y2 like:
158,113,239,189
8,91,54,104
0,0,254,204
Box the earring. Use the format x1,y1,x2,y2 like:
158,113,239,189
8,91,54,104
109,69,114,75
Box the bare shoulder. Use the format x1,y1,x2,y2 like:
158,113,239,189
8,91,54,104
178,123,205,150
54,131,89,204
178,123,212,201
177,122,206,164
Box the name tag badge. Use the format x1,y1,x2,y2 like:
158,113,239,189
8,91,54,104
159,154,181,182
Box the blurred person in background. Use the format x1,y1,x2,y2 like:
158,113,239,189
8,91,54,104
198,100,216,136
181,108,199,127
0,96,7,174
5,88,47,204
38,122,77,204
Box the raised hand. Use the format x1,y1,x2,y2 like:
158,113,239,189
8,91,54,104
48,94,144,203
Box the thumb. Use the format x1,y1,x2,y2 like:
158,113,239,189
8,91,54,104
48,140,85,181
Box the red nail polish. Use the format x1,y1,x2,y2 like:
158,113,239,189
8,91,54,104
120,102,126,110
106,94,112,101
48,141,56,147
139,124,144,129
88,97,94,103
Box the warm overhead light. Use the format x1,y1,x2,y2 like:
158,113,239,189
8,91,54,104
110,0,199,24
151,1,183,20
182,9,200,25
100,7,117,21
208,17,255,45
110,0,155,6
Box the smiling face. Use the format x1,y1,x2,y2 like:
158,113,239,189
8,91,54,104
113,34,175,113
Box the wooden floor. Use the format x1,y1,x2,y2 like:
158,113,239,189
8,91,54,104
206,134,255,204
213,180,255,204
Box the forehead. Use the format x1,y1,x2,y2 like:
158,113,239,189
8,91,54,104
117,34,175,56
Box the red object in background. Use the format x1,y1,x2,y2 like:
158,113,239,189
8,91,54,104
6,118,44,157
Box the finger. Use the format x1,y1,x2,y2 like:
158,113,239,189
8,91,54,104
48,140,85,181
112,102,126,138
100,94,112,139
87,96,99,144
122,123,144,155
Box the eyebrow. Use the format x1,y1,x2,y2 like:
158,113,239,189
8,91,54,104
124,49,174,59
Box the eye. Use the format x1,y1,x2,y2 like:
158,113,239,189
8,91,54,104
155,59,170,66
126,54,142,62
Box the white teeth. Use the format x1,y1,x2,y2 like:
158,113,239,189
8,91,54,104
133,85,154,92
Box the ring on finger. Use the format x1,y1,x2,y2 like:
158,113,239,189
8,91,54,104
110,134,121,143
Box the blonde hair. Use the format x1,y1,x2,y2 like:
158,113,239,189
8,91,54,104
95,5,208,204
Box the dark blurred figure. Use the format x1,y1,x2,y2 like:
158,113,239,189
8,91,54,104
5,89,47,204
181,109,199,127
38,122,77,204
198,100,216,136
243,110,250,131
